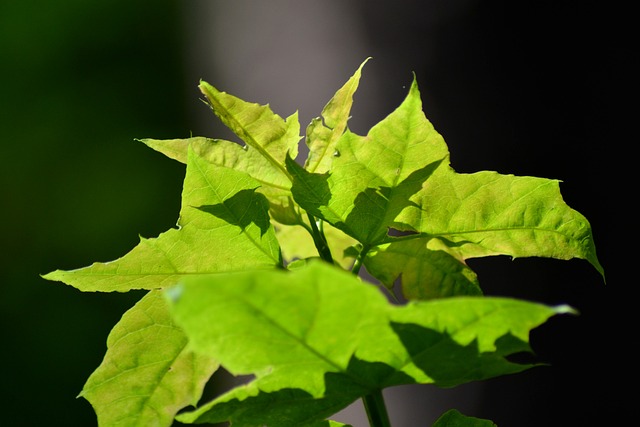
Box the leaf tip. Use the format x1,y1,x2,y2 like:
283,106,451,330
40,270,59,282
552,304,579,316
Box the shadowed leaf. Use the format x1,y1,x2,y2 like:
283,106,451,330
365,237,482,300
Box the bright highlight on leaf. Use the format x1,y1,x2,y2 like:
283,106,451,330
42,58,604,427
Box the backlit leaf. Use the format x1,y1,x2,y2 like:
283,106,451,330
198,80,300,186
81,291,218,427
289,77,446,246
305,58,369,174
396,167,605,278
166,262,571,426
43,147,281,292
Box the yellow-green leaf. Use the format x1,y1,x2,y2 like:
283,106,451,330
43,147,281,292
305,58,369,173
81,291,218,427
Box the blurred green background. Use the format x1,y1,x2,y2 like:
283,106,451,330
1,1,188,425
1,1,623,426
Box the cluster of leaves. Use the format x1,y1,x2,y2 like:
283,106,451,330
43,59,604,426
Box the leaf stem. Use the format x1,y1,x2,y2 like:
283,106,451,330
307,213,334,264
363,390,392,427
351,244,370,275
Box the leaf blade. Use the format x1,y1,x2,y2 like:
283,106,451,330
364,237,482,300
289,77,448,246
398,168,604,278
43,147,281,292
80,291,218,427
305,58,369,173
165,262,570,425
199,80,300,181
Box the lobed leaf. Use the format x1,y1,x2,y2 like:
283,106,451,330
43,147,281,292
81,291,218,427
397,167,605,278
165,262,571,426
305,58,369,174
288,77,447,247
289,70,604,298
144,76,304,226
198,80,300,184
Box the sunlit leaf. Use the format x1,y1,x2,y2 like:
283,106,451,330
198,80,300,185
81,291,218,427
166,262,571,426
43,147,281,292
290,74,604,299
397,166,604,278
305,58,369,174
289,77,447,246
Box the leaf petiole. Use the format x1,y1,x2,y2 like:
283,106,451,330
351,244,370,275
363,389,392,427
306,213,334,264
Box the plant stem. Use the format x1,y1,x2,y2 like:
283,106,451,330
351,244,370,275
307,213,334,264
351,254,363,275
363,390,392,427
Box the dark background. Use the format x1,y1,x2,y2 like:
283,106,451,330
1,1,626,426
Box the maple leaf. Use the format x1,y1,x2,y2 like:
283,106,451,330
288,75,604,299
43,147,281,292
165,261,572,426
80,291,218,426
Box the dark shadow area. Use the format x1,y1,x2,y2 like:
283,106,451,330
197,189,271,236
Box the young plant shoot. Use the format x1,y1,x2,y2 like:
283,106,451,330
44,59,604,427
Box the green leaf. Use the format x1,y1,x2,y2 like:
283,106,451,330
289,77,447,246
165,262,571,426
305,58,369,174
198,80,300,184
140,136,297,214
81,291,219,427
364,236,482,300
290,74,604,298
396,167,605,278
143,75,305,225
433,409,497,427
43,147,281,292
